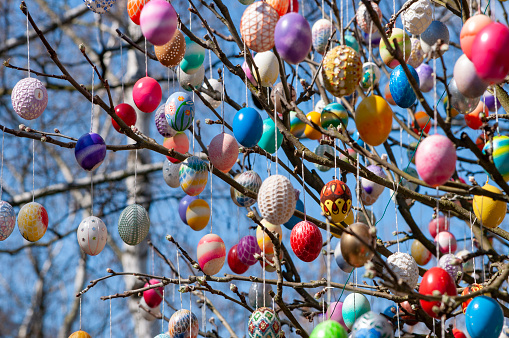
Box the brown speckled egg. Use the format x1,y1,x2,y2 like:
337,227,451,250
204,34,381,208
154,30,186,68
322,45,362,97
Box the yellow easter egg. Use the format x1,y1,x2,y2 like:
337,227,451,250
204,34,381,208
304,111,322,140
473,183,507,228
330,210,353,238
256,219,283,255
186,199,210,231
355,95,393,146
69,331,92,338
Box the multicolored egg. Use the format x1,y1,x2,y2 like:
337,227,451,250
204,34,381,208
402,0,432,35
75,133,106,171
454,54,488,98
112,103,137,133
118,204,150,246
209,133,238,173
258,175,296,225
340,223,375,267
127,0,149,25
266,0,288,16
84,0,116,14
143,279,164,308
351,311,394,337
483,136,509,181
228,244,249,274
460,14,492,60
68,331,92,338
322,46,362,97
248,283,272,308
178,65,204,91
389,64,420,108
231,170,262,207
155,105,176,138
165,92,194,131
359,62,381,91
237,235,261,266
312,19,333,54
290,111,306,137
408,37,425,68
310,320,347,338
420,20,450,58
179,156,208,196
461,283,488,313
186,199,210,231
435,231,457,254
416,63,434,93
11,77,48,120
314,144,334,172
412,111,431,134
180,37,205,74
384,83,397,105
334,241,354,273
0,201,16,241
253,51,279,87
419,267,457,318
256,219,282,255
304,111,322,140
154,30,186,68
415,134,457,187
439,253,462,280
411,239,432,265
18,202,48,242
233,107,263,148
163,133,189,163
133,76,162,113
290,220,322,262
197,233,225,275
320,180,352,223
379,28,411,68
77,216,107,256
472,183,506,228
360,165,386,206
342,293,371,329
168,309,199,338
355,95,393,146
240,2,279,53
465,296,504,338
258,118,283,154
275,13,312,64
248,307,281,338
178,195,198,224
139,0,177,46
356,1,382,34
321,102,348,129
386,252,419,295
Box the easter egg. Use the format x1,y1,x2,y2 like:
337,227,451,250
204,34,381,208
127,0,149,25
342,293,371,329
471,22,509,84
412,111,431,134
472,183,506,228
314,144,334,172
0,201,16,241
163,133,189,163
408,37,425,68
476,133,487,150
258,118,283,154
428,215,449,238
75,133,106,171
446,79,479,115
420,20,450,58
271,82,296,114
312,19,333,55
359,62,381,91
465,102,489,130
320,180,352,223
303,111,322,140
351,311,394,338
287,0,298,12
419,267,457,318
326,302,347,330
112,103,137,133
253,51,279,87
460,14,492,60
385,252,419,295
68,331,92,338
77,216,107,256
202,79,223,109
256,220,282,255
228,244,249,274
384,83,397,105
240,2,279,53
344,34,360,53
248,307,281,338
461,283,488,313
360,165,386,206
231,170,262,207
355,95,393,146
186,199,210,231
275,13,312,64
133,77,162,113
290,111,306,137
165,92,194,131
483,136,509,181
168,309,199,338
322,46,362,97
178,39,205,75
389,64,420,108
340,223,375,267
18,202,48,242
233,107,263,148
465,296,504,338
283,199,304,230
179,195,198,224
209,133,238,173
178,65,204,91
334,241,354,273
139,0,177,46
266,0,288,16
416,63,434,93
118,204,150,246
379,28,411,69
197,233,225,275
435,231,457,254
154,30,186,68
249,283,272,308
411,239,432,265
484,90,500,112
11,77,48,120
415,134,456,187
454,54,488,98
402,0,432,34
290,220,322,262
238,235,261,266
456,249,474,273
363,30,381,46
84,0,116,14
321,103,348,130
143,279,163,308
310,320,347,338
179,156,208,196
356,1,382,34
242,60,258,86
258,175,296,225
439,253,462,281
155,105,176,138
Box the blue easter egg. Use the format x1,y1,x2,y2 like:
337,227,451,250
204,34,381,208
389,64,420,108
382,305,397,319
483,136,509,181
334,241,354,273
321,103,348,129
258,118,283,154
180,37,205,74
344,34,359,53
75,133,106,171
165,92,195,131
283,199,304,230
232,107,263,147
465,296,504,338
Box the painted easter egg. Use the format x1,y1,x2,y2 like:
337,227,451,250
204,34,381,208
209,133,238,173
465,101,489,130
385,252,419,295
256,219,282,255
168,309,199,338
112,103,137,133
290,111,306,138
412,111,431,134
197,233,225,275
461,14,492,60
77,216,108,256
415,134,457,187
258,175,296,225
271,82,296,114
242,60,257,86
435,231,457,254
275,13,312,64
202,79,223,109
75,133,106,171
321,103,348,130
249,283,272,308
84,0,116,14
408,37,425,68
419,267,457,318
0,201,16,241
11,77,48,120
312,19,333,55
139,0,177,46
351,311,394,338
232,107,263,148
402,0,432,34
133,76,162,113
465,296,504,338
258,118,283,154
165,92,195,131
389,64,420,108
18,202,48,242
179,156,208,196
290,220,322,262
68,331,92,338
178,65,204,91
266,0,288,16
363,30,382,46
186,199,210,231
314,144,334,172
461,283,488,313
248,307,281,338
228,244,249,274
283,198,304,230
472,183,506,228
127,0,149,25
472,22,509,84
483,136,509,181
341,222,375,267
304,111,322,140
384,83,397,105
411,239,432,265
252,51,279,87
360,165,386,206
118,204,150,246
428,215,449,238
310,320,347,338
454,54,488,98
179,195,198,224
356,1,382,34
484,90,501,112
420,20,449,58
326,302,347,330
154,30,186,68
180,37,205,74
334,241,354,273
379,28,411,69
143,279,163,308
416,63,434,93
237,235,261,266
155,105,176,138
345,34,360,53
320,180,352,223
439,253,462,280
342,293,371,329
355,95,393,146
240,2,279,53
163,133,189,163
231,170,262,207
322,46,362,97
359,62,381,91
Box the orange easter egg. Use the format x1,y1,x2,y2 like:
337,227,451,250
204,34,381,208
355,95,393,146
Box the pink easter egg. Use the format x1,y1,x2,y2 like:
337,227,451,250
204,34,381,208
11,77,48,120
197,233,226,275
140,0,178,46
143,279,164,308
133,77,162,113
208,133,239,173
415,134,457,187
428,215,449,238
326,302,348,330
471,22,509,84
435,231,457,254
163,133,189,163
242,60,257,86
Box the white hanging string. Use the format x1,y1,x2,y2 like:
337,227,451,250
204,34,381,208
302,152,307,221
0,127,5,200
433,53,437,134
134,149,138,204
209,49,213,80
273,88,279,175
394,181,400,252
202,290,206,333
470,213,477,284
120,36,124,102
162,289,165,333
495,89,500,135
244,39,249,107
91,69,95,133
189,294,192,338
177,250,183,308
26,12,30,77
436,187,440,265
32,139,35,202
210,166,213,234
340,0,344,44
144,36,148,77
79,297,82,330
262,228,266,306
90,173,94,216
221,65,225,134
109,298,112,338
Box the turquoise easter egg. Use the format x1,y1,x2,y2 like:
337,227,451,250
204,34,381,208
180,36,205,74
258,118,283,154
290,111,306,137
342,293,371,328
344,34,359,53
321,102,348,129
179,156,209,196
233,107,263,147
389,64,420,108
165,92,194,131
483,135,509,181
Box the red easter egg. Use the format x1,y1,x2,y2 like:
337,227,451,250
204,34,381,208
163,133,189,163
428,216,449,238
290,221,322,262
209,133,239,173
412,111,431,134
128,0,150,25
465,102,489,130
460,14,492,60
471,22,509,84
452,329,467,338
460,283,487,313
419,267,457,318
133,77,162,113
112,103,137,133
287,0,299,13
228,244,249,274
143,279,164,308
266,0,289,17
476,133,486,150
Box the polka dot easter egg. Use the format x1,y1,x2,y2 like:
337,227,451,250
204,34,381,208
77,216,108,256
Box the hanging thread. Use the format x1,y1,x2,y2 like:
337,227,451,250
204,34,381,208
90,68,95,133
26,12,30,77
210,166,213,234
32,139,35,202
0,127,4,200
134,149,138,204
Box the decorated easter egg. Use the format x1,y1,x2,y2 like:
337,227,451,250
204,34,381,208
359,62,381,91
186,199,210,231
68,331,92,338
179,156,208,196
178,65,204,91
168,309,199,338
314,144,334,172
465,296,504,338
283,198,304,230
127,0,149,25
344,34,360,53
18,202,48,242
472,183,506,228
483,90,500,112
75,133,106,171
310,320,347,338
238,235,261,266
266,0,288,16
385,252,419,295
461,14,492,59
0,201,16,241
258,118,283,154
139,0,177,46
412,111,431,134
454,54,488,98
304,111,322,140
435,231,457,254
351,311,394,338
197,233,225,275
155,105,176,138
179,195,198,224
321,102,348,130
290,220,322,262
355,95,393,146
363,30,382,46
384,83,396,105
322,46,362,97
258,175,296,225
402,0,432,34
341,223,375,267
411,239,432,265
420,20,449,58
439,253,462,280
342,293,371,329
334,241,354,273
408,37,425,68
232,170,262,207
419,267,457,318
112,103,137,133
248,307,281,338
465,102,489,130
461,283,488,313
416,63,434,93
472,22,509,84
163,133,189,163
320,180,352,223
77,216,107,256
289,111,306,137
356,1,382,34
84,0,116,14
389,64,420,108
180,37,205,74
484,136,509,181
209,133,238,173
202,79,223,109
154,30,186,68
271,82,296,114
143,279,163,308
249,283,273,308
456,249,474,273
242,60,258,86
240,2,279,53
118,204,150,246
275,13,312,64
133,76,162,113
233,107,263,148
326,302,347,330
228,244,249,274
11,77,48,120
312,19,333,55
360,165,386,206
415,134,456,187
379,28,411,69
428,215,449,238
253,51,279,87
165,92,194,131
256,220,282,255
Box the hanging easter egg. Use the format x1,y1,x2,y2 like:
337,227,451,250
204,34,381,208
143,279,163,308
402,0,432,34
179,195,198,224
476,133,487,150
154,30,186,68
84,0,116,14
202,79,223,109
242,60,258,86
322,46,362,97
232,170,262,207
314,144,334,172
228,244,249,274
411,239,432,265
127,0,149,25
271,82,296,114
180,37,205,74
283,198,304,230
334,241,354,273
412,111,431,134
248,307,281,338
428,216,449,238
356,1,382,34
112,103,137,133
472,183,506,228
359,62,381,91
197,233,225,275
408,38,425,68
379,28,411,69
435,231,457,254
465,102,489,130
209,133,238,173
320,180,352,223
389,64,420,108
266,0,288,16
178,65,204,92
139,0,177,46
275,13,312,64
415,134,457,187
287,0,298,12
321,102,348,130
168,309,199,338
155,105,176,138
310,320,347,338
68,331,92,338
447,79,480,115
0,201,15,241
460,14,492,60
355,95,393,146
77,216,107,256
439,253,462,280
240,2,279,53
483,136,509,181
239,0,254,5
133,77,162,113
258,175,296,225
315,99,326,114
163,133,189,163
256,220,282,255
237,235,261,266
461,283,488,313
454,54,488,98
312,19,333,55
253,51,280,87
249,283,273,308
351,311,394,338
384,83,397,105
118,204,150,246
289,111,306,138
420,20,450,58
419,267,457,318
465,296,504,338
75,133,106,171
472,22,509,84
484,90,500,112
258,118,283,154
385,252,419,295
342,293,371,329
416,63,434,93
186,199,210,231
341,223,375,267
363,30,382,46
360,165,386,206
304,111,322,140
456,249,474,273
326,302,348,330
232,107,263,148
165,92,194,131
290,220,322,262
18,202,48,242
344,34,360,53
11,77,48,120
179,156,208,197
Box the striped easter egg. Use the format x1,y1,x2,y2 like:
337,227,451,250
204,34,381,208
186,199,210,231
197,233,225,275
179,156,209,196
168,309,199,338
0,201,16,241
180,37,206,75
483,136,509,181
75,133,107,171
118,204,150,246
232,170,262,207
140,0,177,46
290,111,306,138
77,216,108,256
165,92,195,131
321,102,348,130
18,202,48,242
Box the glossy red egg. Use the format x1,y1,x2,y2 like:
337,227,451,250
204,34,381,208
228,244,249,274
112,103,137,133
453,328,467,338
419,267,457,318
133,76,162,113
465,102,489,130
143,279,164,308
290,221,322,262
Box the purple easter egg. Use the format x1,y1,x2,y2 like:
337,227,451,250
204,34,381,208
416,63,434,93
327,302,348,330
155,104,176,137
415,134,457,187
484,91,500,112
274,13,312,64
11,77,48,120
75,133,106,171
139,0,178,46
453,54,488,98
237,235,261,266
179,195,198,225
